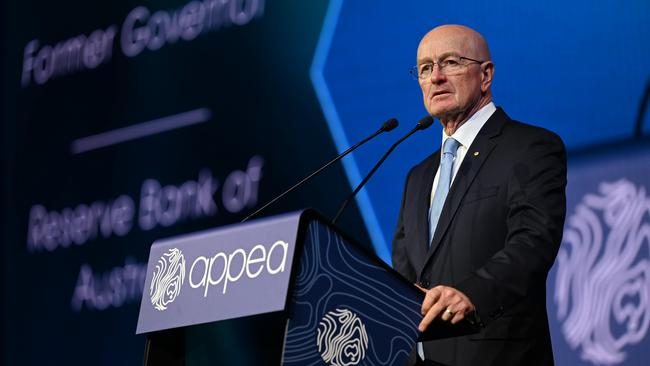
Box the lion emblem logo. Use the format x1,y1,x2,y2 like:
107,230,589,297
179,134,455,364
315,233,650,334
150,248,186,311
555,179,650,365
316,308,369,366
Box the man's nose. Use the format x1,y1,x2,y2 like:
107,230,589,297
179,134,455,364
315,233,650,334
429,65,447,83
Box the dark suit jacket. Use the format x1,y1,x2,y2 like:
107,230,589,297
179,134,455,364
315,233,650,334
392,108,567,366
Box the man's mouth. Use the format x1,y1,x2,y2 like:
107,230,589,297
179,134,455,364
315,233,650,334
431,90,451,98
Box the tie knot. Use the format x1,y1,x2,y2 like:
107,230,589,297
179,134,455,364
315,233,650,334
443,138,460,157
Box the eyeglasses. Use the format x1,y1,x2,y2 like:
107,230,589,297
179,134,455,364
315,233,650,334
410,55,485,80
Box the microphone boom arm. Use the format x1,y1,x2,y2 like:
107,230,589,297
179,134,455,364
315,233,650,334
241,119,398,222
332,116,433,224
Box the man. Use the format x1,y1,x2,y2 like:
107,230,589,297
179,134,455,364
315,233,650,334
392,25,566,365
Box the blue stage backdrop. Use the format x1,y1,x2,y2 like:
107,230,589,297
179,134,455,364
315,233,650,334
2,0,649,365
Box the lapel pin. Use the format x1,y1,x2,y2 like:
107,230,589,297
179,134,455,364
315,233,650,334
473,151,480,156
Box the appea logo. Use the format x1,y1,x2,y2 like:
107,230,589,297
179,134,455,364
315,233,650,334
150,248,186,311
317,308,369,366
149,240,289,311
188,240,289,297
555,179,650,365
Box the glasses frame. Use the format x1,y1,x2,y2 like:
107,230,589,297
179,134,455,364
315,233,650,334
410,56,486,80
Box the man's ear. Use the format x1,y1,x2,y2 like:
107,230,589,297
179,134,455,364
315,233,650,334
481,62,494,93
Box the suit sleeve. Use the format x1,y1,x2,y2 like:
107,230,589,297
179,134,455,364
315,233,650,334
392,167,417,283
455,130,567,323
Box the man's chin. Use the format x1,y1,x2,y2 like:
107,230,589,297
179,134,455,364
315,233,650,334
428,107,459,120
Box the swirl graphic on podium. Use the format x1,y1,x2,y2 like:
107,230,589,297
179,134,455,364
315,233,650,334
555,179,650,365
150,248,186,311
316,308,368,366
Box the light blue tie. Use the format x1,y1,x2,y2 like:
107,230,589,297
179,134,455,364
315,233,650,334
428,137,460,245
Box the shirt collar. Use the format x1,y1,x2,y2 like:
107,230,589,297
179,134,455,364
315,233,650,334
441,102,496,149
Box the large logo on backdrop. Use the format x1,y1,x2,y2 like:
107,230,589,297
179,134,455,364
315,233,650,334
316,308,369,366
150,248,186,311
555,179,650,365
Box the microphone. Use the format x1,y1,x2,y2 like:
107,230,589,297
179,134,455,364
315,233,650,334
332,116,434,224
241,118,399,222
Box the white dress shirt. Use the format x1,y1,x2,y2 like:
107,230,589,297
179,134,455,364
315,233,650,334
429,102,496,207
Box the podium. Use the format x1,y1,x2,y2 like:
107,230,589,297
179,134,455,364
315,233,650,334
136,210,428,365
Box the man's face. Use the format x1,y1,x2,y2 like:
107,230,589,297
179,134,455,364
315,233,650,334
416,33,487,119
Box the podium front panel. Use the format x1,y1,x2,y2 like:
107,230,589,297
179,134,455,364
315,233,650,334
283,220,423,366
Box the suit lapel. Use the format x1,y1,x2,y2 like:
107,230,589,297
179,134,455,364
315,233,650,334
424,109,508,265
